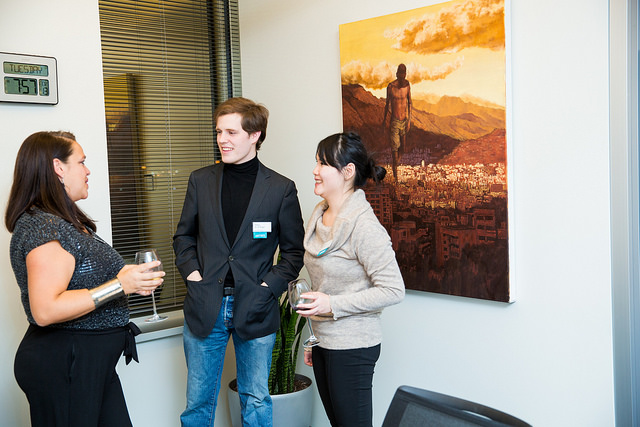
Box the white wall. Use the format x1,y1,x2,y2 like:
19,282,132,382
0,0,621,426
238,0,615,426
0,1,109,425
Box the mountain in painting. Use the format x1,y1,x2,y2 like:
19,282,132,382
439,128,506,165
341,83,506,165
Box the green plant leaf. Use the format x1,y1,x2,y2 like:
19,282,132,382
267,286,307,395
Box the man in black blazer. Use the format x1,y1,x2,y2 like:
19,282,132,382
173,97,304,427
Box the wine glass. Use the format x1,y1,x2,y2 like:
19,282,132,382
135,249,168,323
288,278,320,348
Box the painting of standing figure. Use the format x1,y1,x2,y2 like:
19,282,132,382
339,0,512,302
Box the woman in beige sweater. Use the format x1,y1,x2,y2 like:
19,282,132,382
298,132,405,426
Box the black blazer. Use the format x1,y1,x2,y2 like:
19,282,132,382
173,160,304,339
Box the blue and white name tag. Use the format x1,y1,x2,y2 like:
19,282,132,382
253,222,271,239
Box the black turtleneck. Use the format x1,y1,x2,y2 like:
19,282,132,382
222,156,259,286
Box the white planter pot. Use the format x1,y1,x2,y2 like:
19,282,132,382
227,374,313,427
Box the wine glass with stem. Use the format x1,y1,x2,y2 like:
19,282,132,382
288,278,320,348
135,249,168,323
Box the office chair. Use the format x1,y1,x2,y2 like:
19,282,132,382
381,385,532,427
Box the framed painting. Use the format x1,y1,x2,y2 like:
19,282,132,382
339,0,513,302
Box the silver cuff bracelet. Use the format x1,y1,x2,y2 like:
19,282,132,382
89,278,124,307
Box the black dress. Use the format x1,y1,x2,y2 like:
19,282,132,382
10,208,138,426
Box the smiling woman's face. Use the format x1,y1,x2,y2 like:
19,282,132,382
312,156,349,200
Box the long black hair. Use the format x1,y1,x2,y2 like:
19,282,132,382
316,132,386,188
5,131,96,233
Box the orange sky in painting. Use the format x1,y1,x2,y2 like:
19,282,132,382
339,0,506,107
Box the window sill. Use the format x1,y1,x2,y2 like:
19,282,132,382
131,309,184,343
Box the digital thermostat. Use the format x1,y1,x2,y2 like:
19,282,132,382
0,52,58,105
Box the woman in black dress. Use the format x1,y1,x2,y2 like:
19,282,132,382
5,131,165,426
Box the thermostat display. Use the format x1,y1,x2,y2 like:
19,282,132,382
0,52,58,104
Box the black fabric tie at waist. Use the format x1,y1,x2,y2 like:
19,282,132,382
124,321,141,365
40,322,142,365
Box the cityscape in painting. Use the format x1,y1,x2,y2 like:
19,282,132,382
344,84,509,302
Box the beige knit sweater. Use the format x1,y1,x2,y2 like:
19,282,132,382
303,189,405,350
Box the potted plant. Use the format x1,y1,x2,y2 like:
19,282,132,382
268,288,311,394
228,288,314,427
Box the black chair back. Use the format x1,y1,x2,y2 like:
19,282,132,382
381,386,531,427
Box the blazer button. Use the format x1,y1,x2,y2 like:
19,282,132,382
218,278,223,284
229,255,234,261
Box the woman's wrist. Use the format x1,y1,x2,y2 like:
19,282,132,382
88,278,124,307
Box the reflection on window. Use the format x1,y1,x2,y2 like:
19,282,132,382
99,0,241,316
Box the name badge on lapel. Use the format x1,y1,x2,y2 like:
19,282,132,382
253,222,271,239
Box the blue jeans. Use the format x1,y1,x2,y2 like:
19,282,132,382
181,295,276,427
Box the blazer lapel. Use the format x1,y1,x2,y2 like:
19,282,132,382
207,165,231,249
231,161,271,250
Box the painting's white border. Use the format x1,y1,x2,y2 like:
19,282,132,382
504,0,516,302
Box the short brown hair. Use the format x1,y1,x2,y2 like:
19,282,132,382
214,97,269,150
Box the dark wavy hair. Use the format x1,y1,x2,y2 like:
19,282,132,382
214,97,269,150
5,131,96,233
316,132,386,188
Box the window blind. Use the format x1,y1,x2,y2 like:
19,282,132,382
98,0,241,316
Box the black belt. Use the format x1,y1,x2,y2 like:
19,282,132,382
223,287,234,296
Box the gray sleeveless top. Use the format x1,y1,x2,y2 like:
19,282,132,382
10,208,128,329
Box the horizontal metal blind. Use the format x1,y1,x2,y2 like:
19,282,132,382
98,0,241,315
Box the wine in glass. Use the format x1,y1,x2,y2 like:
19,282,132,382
288,278,320,348
135,249,168,323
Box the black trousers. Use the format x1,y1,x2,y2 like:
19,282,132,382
14,324,133,427
312,344,381,427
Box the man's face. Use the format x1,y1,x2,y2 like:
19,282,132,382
216,113,259,165
397,68,407,81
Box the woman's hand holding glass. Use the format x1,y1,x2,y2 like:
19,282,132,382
117,261,165,296
288,279,324,348
295,291,331,317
